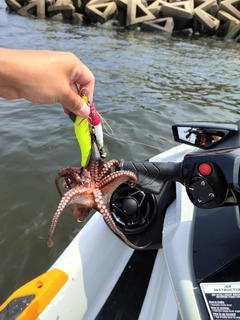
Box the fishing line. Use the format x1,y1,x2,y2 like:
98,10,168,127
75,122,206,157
98,112,166,152
99,113,114,136
103,132,166,152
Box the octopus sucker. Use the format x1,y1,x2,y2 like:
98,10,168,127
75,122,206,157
43,156,149,250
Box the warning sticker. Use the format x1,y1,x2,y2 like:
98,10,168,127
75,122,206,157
200,282,240,320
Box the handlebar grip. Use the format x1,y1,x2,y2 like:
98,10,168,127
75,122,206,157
119,160,182,194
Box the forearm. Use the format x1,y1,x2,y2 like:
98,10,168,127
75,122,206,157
0,48,25,99
0,48,57,100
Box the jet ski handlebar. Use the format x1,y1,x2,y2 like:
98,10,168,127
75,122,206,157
120,146,240,209
120,160,182,195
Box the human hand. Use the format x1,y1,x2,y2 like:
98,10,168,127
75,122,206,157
0,49,95,116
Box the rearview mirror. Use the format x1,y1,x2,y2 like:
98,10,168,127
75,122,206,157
172,122,239,149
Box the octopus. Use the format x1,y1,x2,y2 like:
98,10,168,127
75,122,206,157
43,143,149,250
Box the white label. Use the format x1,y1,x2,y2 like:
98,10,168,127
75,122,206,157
200,282,240,319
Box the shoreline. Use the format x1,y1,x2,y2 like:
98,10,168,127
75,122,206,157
5,0,240,42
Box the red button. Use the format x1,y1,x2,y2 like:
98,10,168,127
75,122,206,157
198,163,212,176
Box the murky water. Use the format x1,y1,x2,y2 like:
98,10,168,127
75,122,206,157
1,1,240,304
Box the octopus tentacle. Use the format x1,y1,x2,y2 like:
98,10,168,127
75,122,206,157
103,213,150,250
55,167,83,197
93,189,147,250
55,167,83,184
97,159,120,182
90,160,101,182
99,170,137,189
45,187,89,247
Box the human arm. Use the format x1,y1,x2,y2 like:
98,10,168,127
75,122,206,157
0,48,95,116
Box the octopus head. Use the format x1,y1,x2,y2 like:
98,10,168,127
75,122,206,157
70,203,92,222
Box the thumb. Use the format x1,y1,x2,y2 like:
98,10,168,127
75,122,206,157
62,91,90,117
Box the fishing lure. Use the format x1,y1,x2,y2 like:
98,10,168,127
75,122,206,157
69,94,106,167
88,101,107,159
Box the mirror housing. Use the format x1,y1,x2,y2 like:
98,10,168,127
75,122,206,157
172,122,239,149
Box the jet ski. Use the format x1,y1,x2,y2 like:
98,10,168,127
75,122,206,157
1,120,240,320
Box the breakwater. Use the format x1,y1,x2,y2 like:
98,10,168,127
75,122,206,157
5,0,240,42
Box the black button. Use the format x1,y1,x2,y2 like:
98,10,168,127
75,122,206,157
188,179,215,204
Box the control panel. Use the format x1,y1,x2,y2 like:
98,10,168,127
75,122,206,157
183,161,228,208
182,148,240,209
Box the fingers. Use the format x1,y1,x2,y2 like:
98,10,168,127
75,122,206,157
80,87,91,100
74,64,95,101
62,88,92,116
61,56,95,116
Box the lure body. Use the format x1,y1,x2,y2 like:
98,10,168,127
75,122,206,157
73,115,92,167
69,94,106,167
89,102,107,159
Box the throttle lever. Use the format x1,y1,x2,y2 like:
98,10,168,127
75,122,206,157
119,160,183,194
